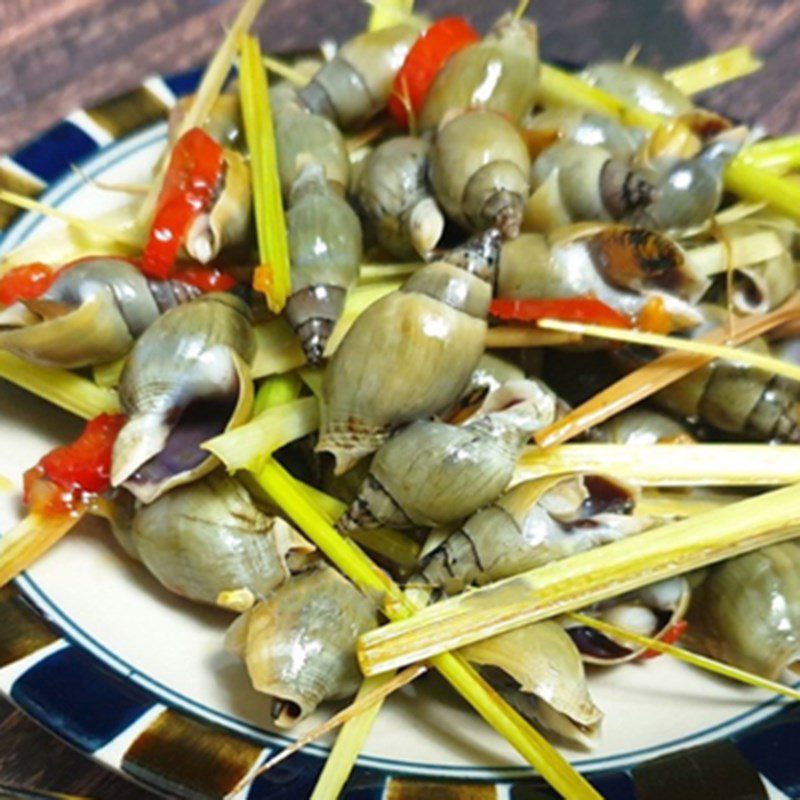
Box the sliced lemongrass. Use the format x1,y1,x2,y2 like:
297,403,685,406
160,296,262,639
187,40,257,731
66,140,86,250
239,665,425,792
664,46,763,95
346,121,394,153
366,0,416,30
514,444,800,487
288,474,422,570
70,165,150,195
253,372,304,415
262,54,308,86
536,318,800,382
309,673,405,800
742,135,800,171
360,263,422,282
533,291,800,449
0,205,139,275
687,229,787,276
0,353,119,419
298,366,324,399
636,489,753,519
357,481,800,676
539,64,663,129
567,611,800,702
137,0,267,225
0,476,12,492
92,357,125,390
241,35,291,312
0,511,84,588
0,190,141,249
203,396,318,472
251,279,403,377
724,158,800,223
254,459,600,800
486,327,583,349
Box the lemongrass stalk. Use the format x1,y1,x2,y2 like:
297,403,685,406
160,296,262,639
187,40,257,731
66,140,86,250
0,353,119,419
262,54,308,86
0,205,139,276
486,328,583,349
366,0,415,30
298,366,324,399
357,481,800,676
567,612,800,702
540,63,800,223
92,357,125,390
137,0,267,226
251,279,403,377
664,46,763,95
536,318,800,382
535,292,800,448
741,136,800,171
0,190,141,249
203,396,319,472
636,489,752,519
724,159,800,223
286,473,422,570
360,263,422,282
687,229,787,276
254,459,600,800
241,35,292,312
238,666,424,798
539,64,663,129
252,372,304,415
515,443,800,487
0,512,83,588
309,673,403,800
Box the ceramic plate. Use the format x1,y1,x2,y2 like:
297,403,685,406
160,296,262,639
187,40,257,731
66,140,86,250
0,68,798,800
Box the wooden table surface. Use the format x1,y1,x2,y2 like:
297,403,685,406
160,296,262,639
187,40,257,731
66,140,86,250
1,1,799,798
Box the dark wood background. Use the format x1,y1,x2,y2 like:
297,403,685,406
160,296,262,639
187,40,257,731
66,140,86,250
1,0,799,797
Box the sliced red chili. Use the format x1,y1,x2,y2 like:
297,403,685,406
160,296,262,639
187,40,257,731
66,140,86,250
489,297,632,329
388,17,480,129
640,619,689,660
24,413,126,516
0,263,56,305
142,128,225,280
173,265,237,293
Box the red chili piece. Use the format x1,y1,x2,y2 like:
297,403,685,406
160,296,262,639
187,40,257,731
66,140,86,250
640,619,689,660
24,413,126,516
142,128,225,280
489,297,632,329
388,17,480,128
0,263,56,305
173,265,237,293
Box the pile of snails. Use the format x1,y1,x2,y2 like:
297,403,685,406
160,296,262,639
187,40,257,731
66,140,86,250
4,5,800,751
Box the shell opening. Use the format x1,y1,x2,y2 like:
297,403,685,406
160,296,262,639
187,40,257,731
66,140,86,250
272,698,305,727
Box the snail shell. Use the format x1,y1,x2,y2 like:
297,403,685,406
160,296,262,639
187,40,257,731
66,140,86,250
338,379,556,531
564,576,691,665
318,230,499,474
185,149,251,264
225,563,376,726
463,621,602,747
0,258,199,368
299,24,420,130
114,473,314,610
419,13,540,132
497,228,707,331
430,109,530,238
523,108,644,160
112,292,255,503
415,473,645,595
581,62,694,118
274,93,350,198
685,542,800,680
356,136,444,260
284,164,363,365
650,306,800,441
596,407,694,445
